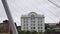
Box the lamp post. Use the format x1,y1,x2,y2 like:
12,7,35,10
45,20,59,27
1,0,18,34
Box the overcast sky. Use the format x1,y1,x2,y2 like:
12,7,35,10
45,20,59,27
0,0,60,26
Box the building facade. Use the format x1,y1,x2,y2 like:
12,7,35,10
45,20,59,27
0,20,10,34
21,12,45,32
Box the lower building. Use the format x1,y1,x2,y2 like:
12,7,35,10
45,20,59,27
0,20,10,34
46,22,60,34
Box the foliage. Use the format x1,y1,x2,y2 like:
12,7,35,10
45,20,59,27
18,24,55,34
45,28,56,34
18,30,39,34
25,31,31,34
31,31,38,34
18,30,25,34
45,24,49,30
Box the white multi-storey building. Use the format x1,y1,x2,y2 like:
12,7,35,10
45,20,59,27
21,12,45,32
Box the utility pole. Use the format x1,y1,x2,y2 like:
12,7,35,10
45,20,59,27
48,0,60,8
1,0,18,34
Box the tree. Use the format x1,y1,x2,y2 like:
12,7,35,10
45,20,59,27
45,28,56,34
18,31,25,34
45,24,49,30
25,31,31,34
31,31,37,34
38,32,43,34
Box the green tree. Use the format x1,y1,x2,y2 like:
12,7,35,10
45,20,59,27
45,28,56,34
31,31,37,34
38,32,43,34
45,24,49,30
25,31,31,34
18,31,25,34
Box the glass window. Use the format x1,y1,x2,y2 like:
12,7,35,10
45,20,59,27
33,21,35,23
31,21,35,23
38,24,40,26
31,27,35,29
41,21,42,23
33,24,35,26
41,27,43,29
33,27,35,29
31,15,35,17
41,24,42,26
24,27,28,29
38,27,40,29
38,30,41,32
38,24,42,26
24,21,28,23
31,24,35,26
26,27,28,29
26,24,28,26
24,24,28,26
24,21,25,23
24,24,25,26
24,27,25,29
41,30,42,32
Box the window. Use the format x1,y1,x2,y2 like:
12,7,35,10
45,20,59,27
33,27,35,29
24,24,28,26
38,30,42,32
31,18,35,21
31,27,35,29
24,27,25,29
24,27,28,29
38,27,43,29
31,21,35,23
24,21,28,24
38,30,41,32
33,24,35,26
31,15,35,21
31,24,35,26
38,24,41,26
33,21,35,23
24,21,25,23
26,27,28,29
38,24,40,26
38,21,42,24
41,27,43,29
27,24,28,26
41,24,42,26
31,15,35,17
38,27,40,29
24,24,25,26
41,21,42,23
38,24,42,26
41,30,42,32
38,21,40,23
24,18,28,23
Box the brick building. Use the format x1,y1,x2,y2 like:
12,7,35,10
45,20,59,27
0,20,10,34
47,22,60,34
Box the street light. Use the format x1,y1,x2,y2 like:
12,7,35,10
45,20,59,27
1,0,18,34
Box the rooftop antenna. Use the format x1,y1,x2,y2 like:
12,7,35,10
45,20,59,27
1,0,18,34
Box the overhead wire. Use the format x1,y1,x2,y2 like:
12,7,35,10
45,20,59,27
33,0,60,22
48,0,60,8
8,0,59,23
25,0,57,22
42,0,60,20
12,0,49,23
